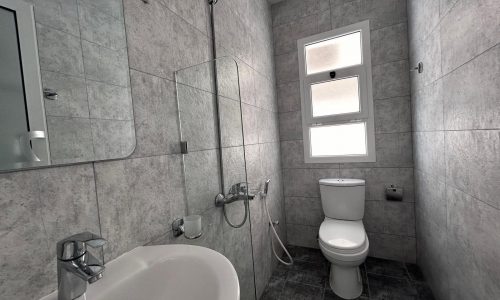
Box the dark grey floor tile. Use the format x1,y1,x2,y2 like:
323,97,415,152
287,245,328,265
323,289,369,300
405,263,425,282
261,276,286,300
365,256,408,278
324,269,369,299
287,260,328,287
282,281,323,300
368,273,418,300
414,282,435,300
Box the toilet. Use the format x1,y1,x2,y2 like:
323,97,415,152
318,178,369,299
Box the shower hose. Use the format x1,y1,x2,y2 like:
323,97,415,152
262,180,293,266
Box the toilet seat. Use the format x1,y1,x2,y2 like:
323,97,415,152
319,218,368,258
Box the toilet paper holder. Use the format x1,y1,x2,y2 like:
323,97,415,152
385,185,403,201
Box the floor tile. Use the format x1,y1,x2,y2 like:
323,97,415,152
368,273,418,300
287,260,328,287
261,276,286,300
414,282,435,300
262,247,435,300
365,256,408,278
323,289,369,300
282,281,323,300
405,263,425,282
288,245,328,265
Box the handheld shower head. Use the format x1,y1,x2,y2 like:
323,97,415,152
263,179,271,196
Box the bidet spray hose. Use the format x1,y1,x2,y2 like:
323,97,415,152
262,180,293,266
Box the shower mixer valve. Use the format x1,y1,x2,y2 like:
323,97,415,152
215,182,255,207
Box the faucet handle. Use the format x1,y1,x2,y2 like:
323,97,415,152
57,232,107,261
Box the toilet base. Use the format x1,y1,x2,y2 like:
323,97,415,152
329,264,363,299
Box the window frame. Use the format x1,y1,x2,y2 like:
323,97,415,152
297,20,376,163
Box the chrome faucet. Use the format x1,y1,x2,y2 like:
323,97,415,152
56,232,107,300
215,182,255,206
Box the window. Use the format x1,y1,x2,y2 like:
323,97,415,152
297,21,376,163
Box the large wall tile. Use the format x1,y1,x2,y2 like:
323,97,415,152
412,79,444,132
272,0,329,27
443,45,500,130
285,197,324,226
258,110,280,143
445,130,500,209
95,155,185,261
372,60,410,100
283,168,340,197
82,41,129,87
374,97,411,133
47,116,94,164
414,170,446,229
159,0,209,35
367,232,416,263
87,81,132,120
41,71,89,118
36,24,84,77
413,131,445,180
278,110,302,141
38,164,100,245
273,14,326,56
78,3,126,50
340,168,414,202
177,85,218,151
90,119,136,160
362,0,407,30
33,0,80,36
275,51,299,84
124,0,210,79
371,23,408,66
242,104,259,145
286,224,320,249
219,97,244,148
183,149,221,215
130,70,180,157
277,81,301,113
0,170,52,300
440,0,500,74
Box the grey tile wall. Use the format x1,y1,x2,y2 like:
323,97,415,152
409,0,500,298
1,0,283,299
272,0,416,262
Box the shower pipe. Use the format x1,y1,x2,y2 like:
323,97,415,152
208,0,250,228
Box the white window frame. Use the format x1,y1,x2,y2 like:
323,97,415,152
297,20,376,163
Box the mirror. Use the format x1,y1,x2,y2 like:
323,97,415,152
0,0,135,172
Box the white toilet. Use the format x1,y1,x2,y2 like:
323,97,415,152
318,178,369,299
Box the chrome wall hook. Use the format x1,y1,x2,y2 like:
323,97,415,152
410,62,423,73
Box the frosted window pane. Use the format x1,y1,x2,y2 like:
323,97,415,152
305,31,362,75
311,77,360,117
310,123,367,156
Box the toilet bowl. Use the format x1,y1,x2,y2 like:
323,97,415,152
318,178,368,299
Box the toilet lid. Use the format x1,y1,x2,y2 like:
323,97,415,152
319,178,365,187
319,219,366,250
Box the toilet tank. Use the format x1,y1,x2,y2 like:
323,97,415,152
319,178,365,221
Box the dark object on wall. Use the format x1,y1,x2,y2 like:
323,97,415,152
330,71,336,78
386,185,403,201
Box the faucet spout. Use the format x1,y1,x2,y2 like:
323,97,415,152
56,232,107,300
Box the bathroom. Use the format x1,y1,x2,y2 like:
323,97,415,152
0,0,498,299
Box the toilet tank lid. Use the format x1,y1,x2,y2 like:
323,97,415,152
319,178,365,187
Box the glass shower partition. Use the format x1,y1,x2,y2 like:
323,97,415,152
175,57,256,300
